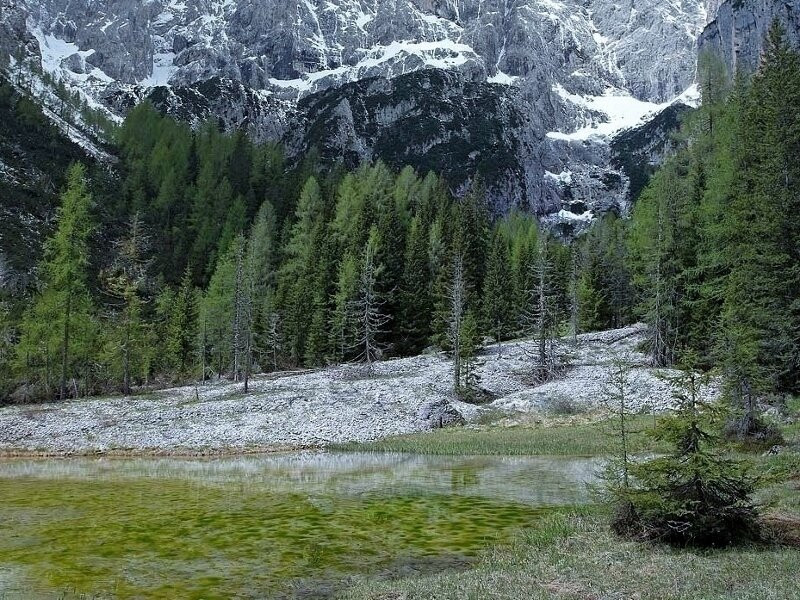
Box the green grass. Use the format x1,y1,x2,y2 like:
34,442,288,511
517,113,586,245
336,415,668,457
335,400,800,599
783,396,800,441
340,509,800,600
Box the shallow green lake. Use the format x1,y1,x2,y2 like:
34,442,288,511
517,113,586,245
0,453,597,599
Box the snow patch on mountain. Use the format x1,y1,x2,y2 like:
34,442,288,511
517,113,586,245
140,52,179,87
30,27,115,87
548,83,701,141
267,38,481,97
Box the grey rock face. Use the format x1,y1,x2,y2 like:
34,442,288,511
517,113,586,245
146,78,295,143
4,0,726,218
290,69,529,211
699,0,800,76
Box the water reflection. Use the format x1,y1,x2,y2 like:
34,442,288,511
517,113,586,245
0,452,599,506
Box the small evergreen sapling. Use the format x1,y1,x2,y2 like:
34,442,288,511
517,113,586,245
600,358,637,492
610,356,760,547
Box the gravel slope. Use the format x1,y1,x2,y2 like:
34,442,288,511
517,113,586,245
0,324,707,455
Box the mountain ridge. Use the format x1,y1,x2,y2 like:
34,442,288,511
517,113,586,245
2,0,713,220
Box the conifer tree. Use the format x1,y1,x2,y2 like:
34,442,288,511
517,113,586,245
447,252,467,392
102,214,153,394
717,23,800,428
600,359,636,492
350,227,390,374
459,310,483,399
166,267,198,377
278,176,325,363
330,252,359,361
482,228,513,354
611,357,759,547
199,239,239,378
16,164,97,399
398,217,432,354
522,235,561,383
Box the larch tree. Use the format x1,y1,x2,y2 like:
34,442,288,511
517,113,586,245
16,163,97,400
330,252,360,361
102,213,153,394
277,176,325,364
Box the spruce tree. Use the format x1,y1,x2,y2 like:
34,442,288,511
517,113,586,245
398,217,432,354
482,228,513,353
611,358,759,547
459,310,483,400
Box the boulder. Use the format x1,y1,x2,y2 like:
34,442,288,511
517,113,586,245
417,398,465,429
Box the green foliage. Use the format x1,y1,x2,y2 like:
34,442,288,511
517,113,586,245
609,363,760,547
15,163,98,400
16,38,799,406
578,214,632,332
100,214,155,393
397,217,433,354
482,228,514,345
164,269,198,378
198,238,242,377
458,310,484,402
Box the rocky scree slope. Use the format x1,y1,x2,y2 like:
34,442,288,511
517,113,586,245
0,325,715,455
1,0,715,224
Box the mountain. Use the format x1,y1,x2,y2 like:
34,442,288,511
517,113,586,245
3,0,799,229
700,0,800,76
1,0,714,225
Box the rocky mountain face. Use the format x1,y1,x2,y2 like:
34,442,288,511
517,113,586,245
0,0,720,225
15,0,800,233
700,0,800,76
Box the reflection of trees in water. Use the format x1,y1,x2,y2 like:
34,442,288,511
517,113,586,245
450,467,480,489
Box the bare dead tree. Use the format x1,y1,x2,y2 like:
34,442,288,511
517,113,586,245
349,236,390,376
522,236,562,384
447,252,466,392
265,312,283,372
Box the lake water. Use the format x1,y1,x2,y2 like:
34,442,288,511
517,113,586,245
0,452,598,599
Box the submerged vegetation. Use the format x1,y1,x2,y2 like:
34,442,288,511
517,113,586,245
0,456,564,599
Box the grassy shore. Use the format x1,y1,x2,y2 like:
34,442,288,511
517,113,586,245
337,405,800,599
335,414,670,456
341,508,800,600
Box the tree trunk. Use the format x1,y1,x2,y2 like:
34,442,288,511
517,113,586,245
60,290,72,401
122,316,130,396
